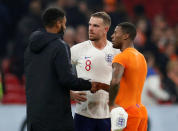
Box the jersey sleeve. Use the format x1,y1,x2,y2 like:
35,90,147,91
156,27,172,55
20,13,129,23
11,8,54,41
71,45,80,65
112,51,128,68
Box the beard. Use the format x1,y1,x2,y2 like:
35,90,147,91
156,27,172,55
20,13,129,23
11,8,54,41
58,25,65,35
112,42,122,49
89,37,98,41
89,33,100,41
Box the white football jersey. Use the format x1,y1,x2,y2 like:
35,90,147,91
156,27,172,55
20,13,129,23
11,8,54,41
71,40,120,118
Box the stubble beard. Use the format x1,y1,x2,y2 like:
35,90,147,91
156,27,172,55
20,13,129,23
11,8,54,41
89,37,98,41
113,42,122,49
89,35,100,41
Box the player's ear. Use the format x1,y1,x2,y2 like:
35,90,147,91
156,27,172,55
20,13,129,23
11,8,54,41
56,20,61,28
105,26,109,32
123,33,129,40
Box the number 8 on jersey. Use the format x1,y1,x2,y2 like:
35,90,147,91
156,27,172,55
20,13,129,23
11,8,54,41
85,60,91,71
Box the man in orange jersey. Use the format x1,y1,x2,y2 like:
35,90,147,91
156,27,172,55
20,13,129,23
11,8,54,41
109,22,148,131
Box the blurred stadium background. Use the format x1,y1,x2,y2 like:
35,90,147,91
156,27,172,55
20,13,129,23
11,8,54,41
0,0,178,131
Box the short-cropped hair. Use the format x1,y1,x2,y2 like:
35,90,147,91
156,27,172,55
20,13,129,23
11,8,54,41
42,7,65,27
91,12,111,27
118,22,137,40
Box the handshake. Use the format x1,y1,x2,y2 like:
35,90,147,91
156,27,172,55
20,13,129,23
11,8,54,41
70,82,110,103
90,82,110,93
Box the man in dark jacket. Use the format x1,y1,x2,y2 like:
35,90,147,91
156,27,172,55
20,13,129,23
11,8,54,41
24,7,108,131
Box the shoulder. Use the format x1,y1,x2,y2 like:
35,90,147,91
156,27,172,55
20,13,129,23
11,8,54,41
71,40,90,51
130,49,146,61
139,52,146,59
112,49,129,66
50,39,70,56
107,40,115,49
121,48,137,57
56,39,69,49
107,40,112,46
116,48,130,57
72,40,90,48
126,49,147,66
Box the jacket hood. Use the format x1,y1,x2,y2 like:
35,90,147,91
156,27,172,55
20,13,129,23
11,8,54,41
29,29,62,53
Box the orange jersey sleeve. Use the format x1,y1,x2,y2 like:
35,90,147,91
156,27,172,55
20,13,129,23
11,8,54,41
112,51,128,68
112,48,147,108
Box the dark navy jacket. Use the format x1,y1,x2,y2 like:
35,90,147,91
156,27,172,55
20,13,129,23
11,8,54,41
24,29,91,131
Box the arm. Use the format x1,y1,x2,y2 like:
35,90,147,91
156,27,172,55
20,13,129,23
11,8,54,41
109,62,124,107
90,82,110,93
109,62,128,131
54,43,91,91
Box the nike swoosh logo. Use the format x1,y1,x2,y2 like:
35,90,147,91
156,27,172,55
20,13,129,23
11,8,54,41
85,56,91,59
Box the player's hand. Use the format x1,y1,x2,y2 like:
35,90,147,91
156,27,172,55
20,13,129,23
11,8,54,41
91,82,110,93
91,82,97,93
70,91,87,104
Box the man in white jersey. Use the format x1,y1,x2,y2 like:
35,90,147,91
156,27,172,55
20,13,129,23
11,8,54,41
70,12,120,131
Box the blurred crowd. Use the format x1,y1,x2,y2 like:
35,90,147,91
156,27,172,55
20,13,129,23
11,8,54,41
0,0,178,105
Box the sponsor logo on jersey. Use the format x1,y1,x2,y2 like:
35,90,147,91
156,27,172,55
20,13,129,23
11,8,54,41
84,56,91,59
105,54,113,63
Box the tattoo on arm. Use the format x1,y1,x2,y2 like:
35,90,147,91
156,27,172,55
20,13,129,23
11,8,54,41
109,63,124,106
109,83,119,106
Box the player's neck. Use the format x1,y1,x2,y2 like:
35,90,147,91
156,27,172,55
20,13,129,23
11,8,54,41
91,37,107,50
46,27,58,34
121,41,134,51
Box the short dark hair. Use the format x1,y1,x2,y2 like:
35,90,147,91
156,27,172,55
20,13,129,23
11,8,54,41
42,7,65,27
91,12,111,27
118,22,137,40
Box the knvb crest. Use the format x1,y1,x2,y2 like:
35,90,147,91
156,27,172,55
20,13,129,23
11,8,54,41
105,54,113,63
